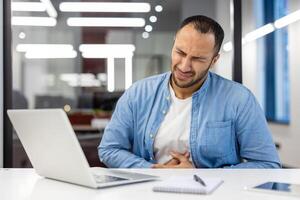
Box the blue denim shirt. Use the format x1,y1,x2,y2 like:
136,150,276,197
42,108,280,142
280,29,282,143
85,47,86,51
98,72,281,168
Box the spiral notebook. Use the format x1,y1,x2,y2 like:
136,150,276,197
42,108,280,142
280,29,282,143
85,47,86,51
153,175,223,195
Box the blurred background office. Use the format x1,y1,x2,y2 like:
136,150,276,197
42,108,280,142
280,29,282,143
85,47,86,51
1,0,300,168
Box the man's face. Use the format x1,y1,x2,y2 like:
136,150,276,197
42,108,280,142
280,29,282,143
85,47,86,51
171,24,219,89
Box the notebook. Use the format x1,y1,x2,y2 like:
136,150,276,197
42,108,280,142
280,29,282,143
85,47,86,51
153,175,223,194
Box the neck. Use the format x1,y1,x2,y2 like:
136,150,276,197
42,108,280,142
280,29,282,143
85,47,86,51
170,74,207,99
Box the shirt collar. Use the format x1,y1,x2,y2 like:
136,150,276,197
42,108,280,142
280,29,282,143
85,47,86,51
192,71,211,97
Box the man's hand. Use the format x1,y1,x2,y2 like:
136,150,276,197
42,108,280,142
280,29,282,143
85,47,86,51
152,151,194,168
164,157,180,166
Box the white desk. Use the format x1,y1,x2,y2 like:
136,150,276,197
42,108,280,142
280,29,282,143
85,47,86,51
1,168,300,200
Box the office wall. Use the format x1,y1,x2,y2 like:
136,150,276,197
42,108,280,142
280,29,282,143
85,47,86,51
0,2,4,167
214,0,233,80
181,0,216,20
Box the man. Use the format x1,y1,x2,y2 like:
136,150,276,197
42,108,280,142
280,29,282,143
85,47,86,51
98,15,281,168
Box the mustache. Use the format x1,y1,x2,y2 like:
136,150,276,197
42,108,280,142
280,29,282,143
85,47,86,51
173,66,195,76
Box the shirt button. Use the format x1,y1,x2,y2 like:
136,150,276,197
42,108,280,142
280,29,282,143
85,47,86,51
150,134,154,139
162,110,166,114
166,96,170,101
150,157,153,160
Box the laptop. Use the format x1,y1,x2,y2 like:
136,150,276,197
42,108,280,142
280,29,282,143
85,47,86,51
7,109,157,188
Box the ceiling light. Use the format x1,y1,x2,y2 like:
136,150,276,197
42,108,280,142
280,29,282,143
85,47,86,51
145,25,153,32
16,44,76,59
82,52,134,58
274,10,300,29
25,50,77,59
40,0,58,18
80,44,135,62
16,44,74,52
244,23,275,42
149,16,157,23
18,32,26,39
79,44,135,57
12,17,57,27
223,39,245,52
223,10,300,52
142,32,149,39
11,2,46,12
107,57,115,92
155,5,163,12
67,17,145,27
79,44,135,91
60,2,150,13
125,56,132,89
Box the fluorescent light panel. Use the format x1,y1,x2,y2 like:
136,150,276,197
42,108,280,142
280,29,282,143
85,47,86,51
60,2,150,13
223,9,300,52
17,44,74,52
80,44,135,58
82,52,134,58
274,10,300,28
25,50,77,59
67,17,145,27
244,23,275,42
79,44,135,91
16,44,76,59
107,57,115,92
40,0,58,18
79,44,135,52
125,57,133,89
12,17,56,26
11,2,46,12
223,24,275,52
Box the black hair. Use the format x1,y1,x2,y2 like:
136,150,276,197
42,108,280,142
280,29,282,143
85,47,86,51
177,15,225,54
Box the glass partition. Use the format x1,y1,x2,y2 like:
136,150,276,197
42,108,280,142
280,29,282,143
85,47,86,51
11,0,232,167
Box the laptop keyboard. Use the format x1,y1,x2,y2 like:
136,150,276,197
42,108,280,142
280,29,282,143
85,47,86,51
93,174,128,183
108,170,154,179
92,170,155,183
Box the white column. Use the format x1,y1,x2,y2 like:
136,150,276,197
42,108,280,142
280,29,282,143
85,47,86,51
107,57,115,92
0,2,4,167
125,54,133,89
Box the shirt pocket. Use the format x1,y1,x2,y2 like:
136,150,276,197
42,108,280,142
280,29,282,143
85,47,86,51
202,120,234,159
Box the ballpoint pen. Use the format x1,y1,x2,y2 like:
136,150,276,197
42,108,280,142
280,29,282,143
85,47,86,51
193,174,206,187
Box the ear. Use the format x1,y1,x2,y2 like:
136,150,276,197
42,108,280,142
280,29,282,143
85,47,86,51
211,53,220,66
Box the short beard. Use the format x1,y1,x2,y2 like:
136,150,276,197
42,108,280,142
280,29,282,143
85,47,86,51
171,62,211,89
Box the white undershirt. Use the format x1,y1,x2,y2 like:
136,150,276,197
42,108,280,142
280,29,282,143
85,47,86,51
153,84,192,164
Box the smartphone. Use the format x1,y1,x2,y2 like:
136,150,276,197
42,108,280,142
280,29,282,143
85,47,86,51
245,182,300,197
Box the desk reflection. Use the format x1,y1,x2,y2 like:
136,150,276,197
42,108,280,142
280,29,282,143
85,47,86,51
29,178,99,200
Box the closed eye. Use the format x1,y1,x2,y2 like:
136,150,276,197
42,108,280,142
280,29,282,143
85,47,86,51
193,57,207,62
176,49,186,56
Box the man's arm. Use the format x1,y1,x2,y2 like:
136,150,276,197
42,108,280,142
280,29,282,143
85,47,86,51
98,90,152,168
229,91,281,168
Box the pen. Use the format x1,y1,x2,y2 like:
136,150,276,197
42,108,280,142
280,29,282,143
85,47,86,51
193,174,206,187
